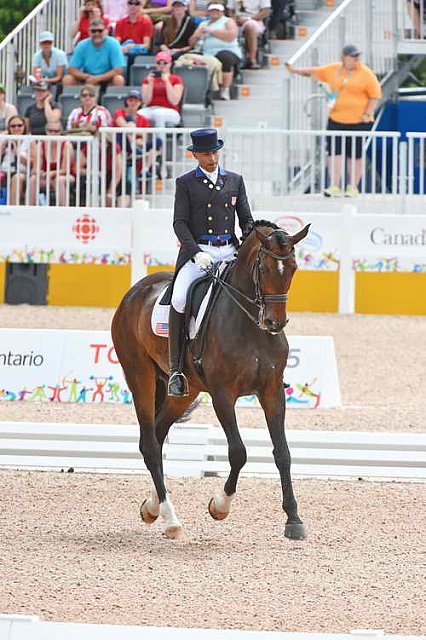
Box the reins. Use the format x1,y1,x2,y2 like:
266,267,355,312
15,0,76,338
205,240,295,330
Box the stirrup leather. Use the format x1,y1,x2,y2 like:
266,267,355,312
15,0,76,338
167,371,189,397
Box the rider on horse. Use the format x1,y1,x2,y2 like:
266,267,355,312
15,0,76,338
167,128,254,397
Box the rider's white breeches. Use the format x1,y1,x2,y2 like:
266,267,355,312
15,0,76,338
171,243,236,313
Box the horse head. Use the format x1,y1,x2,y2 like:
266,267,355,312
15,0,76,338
248,220,310,334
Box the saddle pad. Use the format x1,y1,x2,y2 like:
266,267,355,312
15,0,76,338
151,284,214,339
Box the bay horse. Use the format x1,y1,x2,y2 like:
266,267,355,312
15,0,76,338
111,220,310,540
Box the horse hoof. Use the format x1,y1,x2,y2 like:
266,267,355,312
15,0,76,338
140,499,159,524
285,522,308,540
163,523,183,540
208,497,229,521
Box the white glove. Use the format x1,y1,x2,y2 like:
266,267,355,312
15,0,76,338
193,251,214,271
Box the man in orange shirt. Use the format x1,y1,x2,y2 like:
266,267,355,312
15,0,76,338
286,44,382,197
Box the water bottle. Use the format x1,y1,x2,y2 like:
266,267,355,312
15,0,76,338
38,193,47,206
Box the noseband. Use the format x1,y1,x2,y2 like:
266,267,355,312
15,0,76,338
207,237,294,331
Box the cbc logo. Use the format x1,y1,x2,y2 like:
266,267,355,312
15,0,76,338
73,213,100,244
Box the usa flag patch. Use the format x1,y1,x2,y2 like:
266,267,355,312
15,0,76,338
156,322,169,336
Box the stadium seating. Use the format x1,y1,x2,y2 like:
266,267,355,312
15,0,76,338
174,66,213,126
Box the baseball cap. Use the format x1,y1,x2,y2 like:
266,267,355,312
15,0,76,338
155,50,172,64
207,2,225,9
172,0,189,5
39,30,54,43
126,89,142,100
32,80,49,90
342,43,361,57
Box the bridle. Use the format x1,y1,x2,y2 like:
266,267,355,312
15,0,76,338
206,234,295,331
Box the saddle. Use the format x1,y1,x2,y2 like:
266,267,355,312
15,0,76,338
151,262,232,341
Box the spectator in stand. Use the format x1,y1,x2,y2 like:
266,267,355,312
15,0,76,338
406,0,426,38
158,0,198,60
115,0,154,52
189,2,242,100
24,80,62,135
286,44,382,197
32,32,68,97
115,0,154,77
141,0,173,24
0,116,29,205
71,0,111,46
140,50,184,126
67,85,112,132
227,0,270,69
64,18,126,88
113,88,162,180
0,84,18,133
29,120,75,206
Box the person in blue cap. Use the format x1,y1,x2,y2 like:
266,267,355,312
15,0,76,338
166,127,254,397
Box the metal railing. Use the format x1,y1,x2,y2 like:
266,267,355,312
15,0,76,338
0,134,95,207
5,128,426,208
285,0,398,132
0,0,79,103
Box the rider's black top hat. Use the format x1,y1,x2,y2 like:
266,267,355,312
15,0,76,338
187,128,224,153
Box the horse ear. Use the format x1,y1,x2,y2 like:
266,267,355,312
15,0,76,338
290,224,310,246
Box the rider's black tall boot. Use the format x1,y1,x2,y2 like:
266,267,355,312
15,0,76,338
167,307,189,397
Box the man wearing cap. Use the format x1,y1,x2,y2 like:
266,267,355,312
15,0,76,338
32,32,68,91
64,18,126,88
285,44,381,197
166,128,254,397
140,50,184,127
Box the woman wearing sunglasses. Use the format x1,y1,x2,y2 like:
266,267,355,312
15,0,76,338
29,120,75,206
67,85,112,133
140,50,183,127
0,116,29,205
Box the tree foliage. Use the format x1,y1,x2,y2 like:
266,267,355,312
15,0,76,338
0,0,39,42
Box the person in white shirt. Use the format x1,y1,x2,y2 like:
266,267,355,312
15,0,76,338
227,0,270,69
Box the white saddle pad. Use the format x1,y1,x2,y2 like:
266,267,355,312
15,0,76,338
151,283,214,339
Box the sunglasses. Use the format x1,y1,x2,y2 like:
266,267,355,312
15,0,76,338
90,28,104,33
81,92,94,97
157,60,168,65
128,1,141,4
10,123,25,128
46,128,62,133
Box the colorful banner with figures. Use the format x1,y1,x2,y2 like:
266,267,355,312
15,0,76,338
0,207,132,265
133,208,426,275
0,330,341,409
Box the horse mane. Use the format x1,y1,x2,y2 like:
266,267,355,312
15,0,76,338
252,220,290,248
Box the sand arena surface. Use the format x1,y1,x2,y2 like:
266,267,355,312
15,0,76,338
0,305,425,633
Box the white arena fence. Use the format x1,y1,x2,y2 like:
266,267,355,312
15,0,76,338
1,422,425,481
0,617,419,640
2,127,426,208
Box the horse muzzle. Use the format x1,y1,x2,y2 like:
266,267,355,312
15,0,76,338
264,317,288,334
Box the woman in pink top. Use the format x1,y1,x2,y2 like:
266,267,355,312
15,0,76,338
140,50,184,127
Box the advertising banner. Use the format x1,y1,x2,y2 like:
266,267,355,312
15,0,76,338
135,209,426,274
0,207,132,265
0,329,341,409
1,206,424,273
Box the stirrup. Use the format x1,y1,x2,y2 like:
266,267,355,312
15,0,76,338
167,371,189,397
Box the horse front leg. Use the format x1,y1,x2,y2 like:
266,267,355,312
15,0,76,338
208,391,247,521
258,383,308,540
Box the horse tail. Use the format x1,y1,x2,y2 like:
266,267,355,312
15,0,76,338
175,396,202,423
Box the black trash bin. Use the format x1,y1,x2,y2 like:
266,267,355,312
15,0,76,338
5,263,49,305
